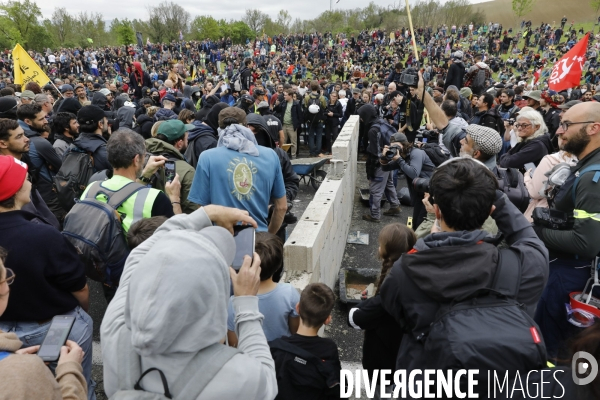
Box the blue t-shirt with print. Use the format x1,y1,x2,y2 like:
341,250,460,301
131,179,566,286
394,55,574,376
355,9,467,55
227,283,300,341
188,145,286,231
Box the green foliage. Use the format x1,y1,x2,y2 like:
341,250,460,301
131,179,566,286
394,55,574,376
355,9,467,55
512,0,536,19
113,19,136,45
0,0,41,47
191,16,221,41
592,0,600,14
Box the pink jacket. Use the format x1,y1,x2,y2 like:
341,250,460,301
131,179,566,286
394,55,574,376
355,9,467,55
524,151,578,222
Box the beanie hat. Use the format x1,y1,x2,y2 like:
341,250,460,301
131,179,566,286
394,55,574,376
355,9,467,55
459,87,473,99
466,125,503,156
0,156,28,201
60,84,74,94
77,105,105,125
0,97,18,119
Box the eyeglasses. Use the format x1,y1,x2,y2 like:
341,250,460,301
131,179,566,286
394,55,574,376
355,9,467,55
560,121,597,131
514,123,532,129
0,268,15,286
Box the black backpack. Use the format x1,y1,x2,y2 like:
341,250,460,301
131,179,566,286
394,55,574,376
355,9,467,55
53,145,95,212
420,250,546,394
495,166,530,213
62,181,146,287
269,339,340,400
421,142,450,167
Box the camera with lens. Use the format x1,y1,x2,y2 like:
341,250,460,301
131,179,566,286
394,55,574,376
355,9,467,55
381,146,400,163
504,118,515,126
400,67,419,87
413,177,430,193
532,207,571,230
415,129,439,143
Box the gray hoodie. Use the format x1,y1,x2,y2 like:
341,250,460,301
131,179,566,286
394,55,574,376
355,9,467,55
101,208,277,399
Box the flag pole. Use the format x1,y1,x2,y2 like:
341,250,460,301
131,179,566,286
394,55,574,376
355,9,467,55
405,0,419,62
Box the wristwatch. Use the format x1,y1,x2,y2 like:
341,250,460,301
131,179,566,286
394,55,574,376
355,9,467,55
139,175,152,184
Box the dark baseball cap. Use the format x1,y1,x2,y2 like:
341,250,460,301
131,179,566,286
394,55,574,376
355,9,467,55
162,94,177,103
77,105,105,125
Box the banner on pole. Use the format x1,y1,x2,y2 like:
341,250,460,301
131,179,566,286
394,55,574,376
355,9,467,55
548,33,589,92
12,44,51,87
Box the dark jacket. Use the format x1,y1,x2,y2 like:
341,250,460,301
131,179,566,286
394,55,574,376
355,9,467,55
542,107,561,141
155,108,177,121
73,132,111,172
134,114,154,139
470,107,504,135
348,295,402,377
384,69,402,86
129,71,152,100
325,101,343,129
539,147,600,260
91,92,114,117
246,114,300,201
444,60,465,90
0,211,87,322
185,121,218,169
273,100,303,131
380,193,549,371
499,133,553,171
239,66,252,91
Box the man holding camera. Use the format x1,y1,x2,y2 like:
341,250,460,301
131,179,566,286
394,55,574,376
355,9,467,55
413,71,466,158
359,104,401,223
533,102,600,359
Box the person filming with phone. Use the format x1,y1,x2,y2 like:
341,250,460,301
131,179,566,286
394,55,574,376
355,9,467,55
146,119,197,214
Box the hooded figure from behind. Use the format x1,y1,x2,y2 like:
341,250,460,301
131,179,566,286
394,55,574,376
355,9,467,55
100,210,278,399
185,103,229,168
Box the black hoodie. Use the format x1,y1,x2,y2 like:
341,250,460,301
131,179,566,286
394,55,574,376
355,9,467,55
380,193,549,372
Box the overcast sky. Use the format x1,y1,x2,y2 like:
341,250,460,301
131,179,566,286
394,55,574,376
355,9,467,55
37,0,489,24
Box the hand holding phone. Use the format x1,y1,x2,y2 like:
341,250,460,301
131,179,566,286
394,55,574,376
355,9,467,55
164,160,176,182
37,316,76,362
232,226,255,271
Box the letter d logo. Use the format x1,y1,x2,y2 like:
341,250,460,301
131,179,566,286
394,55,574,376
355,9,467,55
572,351,599,386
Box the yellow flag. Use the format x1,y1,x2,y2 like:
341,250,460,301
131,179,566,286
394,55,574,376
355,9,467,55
12,44,51,87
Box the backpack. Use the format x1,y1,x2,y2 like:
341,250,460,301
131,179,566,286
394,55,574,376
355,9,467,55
53,145,95,212
269,339,340,400
372,120,396,153
472,67,487,89
421,142,450,167
231,71,242,92
62,181,146,287
420,250,547,393
495,166,530,213
304,94,325,122
111,343,241,400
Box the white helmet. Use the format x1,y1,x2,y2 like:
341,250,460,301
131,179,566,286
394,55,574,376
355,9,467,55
308,104,320,114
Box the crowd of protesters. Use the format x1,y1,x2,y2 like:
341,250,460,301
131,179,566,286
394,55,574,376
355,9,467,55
0,14,598,399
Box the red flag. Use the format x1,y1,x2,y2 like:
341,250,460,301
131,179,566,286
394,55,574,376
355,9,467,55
548,33,589,91
533,68,542,84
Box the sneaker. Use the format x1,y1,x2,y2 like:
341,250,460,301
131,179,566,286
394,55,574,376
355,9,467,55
362,214,381,223
383,207,401,216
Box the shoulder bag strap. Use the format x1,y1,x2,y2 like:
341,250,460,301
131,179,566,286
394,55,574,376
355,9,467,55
491,249,522,298
571,164,600,204
106,182,146,210
134,368,172,399
173,343,241,398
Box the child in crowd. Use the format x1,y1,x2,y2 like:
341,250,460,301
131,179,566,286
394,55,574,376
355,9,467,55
126,216,168,249
348,223,416,381
227,232,300,346
269,283,341,400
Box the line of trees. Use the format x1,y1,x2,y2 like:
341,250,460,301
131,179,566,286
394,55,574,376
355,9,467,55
0,0,486,52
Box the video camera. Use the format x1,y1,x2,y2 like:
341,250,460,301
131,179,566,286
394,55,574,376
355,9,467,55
415,129,439,143
399,67,419,87
532,208,571,230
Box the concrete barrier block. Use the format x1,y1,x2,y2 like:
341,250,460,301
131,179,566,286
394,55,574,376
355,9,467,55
285,220,326,272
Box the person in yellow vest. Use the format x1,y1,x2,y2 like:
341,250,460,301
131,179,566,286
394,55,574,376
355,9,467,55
81,129,182,233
